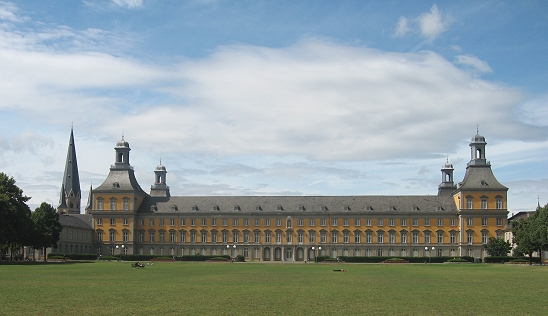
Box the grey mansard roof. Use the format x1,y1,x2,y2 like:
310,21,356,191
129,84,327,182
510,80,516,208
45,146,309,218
139,194,458,215
458,165,508,191
94,168,147,195
58,214,93,230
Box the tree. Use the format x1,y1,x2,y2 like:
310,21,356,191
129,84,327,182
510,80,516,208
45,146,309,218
0,172,33,259
31,203,63,262
511,204,548,265
483,237,511,257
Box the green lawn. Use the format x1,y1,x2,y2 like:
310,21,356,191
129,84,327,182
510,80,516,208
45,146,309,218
1,261,546,315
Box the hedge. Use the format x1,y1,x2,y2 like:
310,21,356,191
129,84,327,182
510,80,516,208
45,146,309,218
484,256,541,264
338,256,475,263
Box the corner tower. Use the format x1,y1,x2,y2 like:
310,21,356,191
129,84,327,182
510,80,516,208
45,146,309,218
438,159,456,195
58,128,81,214
452,132,508,258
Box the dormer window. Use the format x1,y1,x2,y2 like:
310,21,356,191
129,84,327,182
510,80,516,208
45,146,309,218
171,205,178,211
344,205,350,211
390,206,396,211
412,206,419,211
213,205,220,211
191,205,199,211
298,205,305,211
321,206,328,211
234,205,241,211
366,206,373,211
276,205,283,211
255,206,262,211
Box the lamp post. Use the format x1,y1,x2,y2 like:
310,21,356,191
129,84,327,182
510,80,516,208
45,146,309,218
425,246,435,263
116,245,125,262
312,246,322,263
227,244,236,261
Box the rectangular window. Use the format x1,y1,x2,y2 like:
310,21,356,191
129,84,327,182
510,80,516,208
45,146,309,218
255,219,260,226
265,219,270,226
212,219,217,226
389,219,395,226
180,232,186,243
123,199,129,210
354,218,360,226
201,232,207,243
496,218,503,226
150,219,155,226
496,198,503,209
276,232,282,243
180,219,185,226
170,232,176,243
309,218,315,226
160,219,165,226
97,200,104,210
297,218,304,226
437,232,443,244
190,232,196,243
232,232,238,243
466,197,473,209
123,231,128,242
110,200,116,211
233,219,238,226
366,232,372,244
412,232,419,244
276,219,282,227
201,219,207,226
97,231,103,242
343,219,349,226
343,232,349,243
222,219,228,226
377,232,384,244
424,219,430,226
170,219,175,226
400,219,407,226
222,232,228,243
244,218,249,226
190,219,196,226
110,218,115,225
254,232,260,243
331,232,338,244
265,232,271,243
298,232,304,243
481,199,488,209
377,219,384,226
412,219,418,226
149,232,154,243
401,231,407,244
366,219,372,226
244,231,249,243
138,232,144,242
389,232,395,244
320,232,327,243
450,232,456,244
467,218,473,226
309,231,315,243
437,219,443,226
482,218,488,226
159,232,165,242
450,219,456,226
481,232,488,244
212,231,217,243
467,232,473,245
424,231,430,244
286,233,292,243
354,232,360,243
320,219,327,226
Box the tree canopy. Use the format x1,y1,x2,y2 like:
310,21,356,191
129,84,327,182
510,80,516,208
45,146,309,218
511,204,548,264
31,202,63,261
483,237,512,257
0,172,33,255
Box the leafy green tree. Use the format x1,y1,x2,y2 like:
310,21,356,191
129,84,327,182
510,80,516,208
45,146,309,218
0,172,33,259
483,237,511,257
512,204,548,265
31,202,63,262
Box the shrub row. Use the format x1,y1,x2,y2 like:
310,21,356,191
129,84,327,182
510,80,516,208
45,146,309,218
47,253,97,260
483,256,541,264
338,256,475,263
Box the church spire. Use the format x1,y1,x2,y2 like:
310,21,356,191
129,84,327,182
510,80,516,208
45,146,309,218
59,127,81,214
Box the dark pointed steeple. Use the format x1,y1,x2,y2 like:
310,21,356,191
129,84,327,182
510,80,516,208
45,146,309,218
59,127,81,214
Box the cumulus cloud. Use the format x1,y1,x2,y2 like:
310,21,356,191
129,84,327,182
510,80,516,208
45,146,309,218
454,54,493,73
0,1,28,22
394,16,411,37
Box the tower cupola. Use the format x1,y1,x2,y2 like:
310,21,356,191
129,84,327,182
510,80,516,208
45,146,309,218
469,132,489,166
150,160,170,198
438,158,456,195
113,136,131,169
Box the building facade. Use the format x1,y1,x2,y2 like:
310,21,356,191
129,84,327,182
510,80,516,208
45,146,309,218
60,131,509,261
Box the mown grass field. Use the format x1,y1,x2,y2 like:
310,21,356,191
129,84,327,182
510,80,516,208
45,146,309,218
1,261,547,315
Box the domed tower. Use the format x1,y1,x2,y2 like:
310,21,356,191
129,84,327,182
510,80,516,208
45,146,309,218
150,161,170,198
114,136,131,168
469,132,488,166
438,159,456,195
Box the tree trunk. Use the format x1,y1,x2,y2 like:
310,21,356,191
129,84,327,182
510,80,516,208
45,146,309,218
43,247,47,262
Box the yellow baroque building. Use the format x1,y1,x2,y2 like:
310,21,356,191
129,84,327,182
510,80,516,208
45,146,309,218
60,131,508,261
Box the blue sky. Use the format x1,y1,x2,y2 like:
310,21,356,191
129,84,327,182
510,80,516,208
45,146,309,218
0,0,547,215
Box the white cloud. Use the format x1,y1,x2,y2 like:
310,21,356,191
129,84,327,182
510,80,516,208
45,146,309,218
395,4,451,42
394,16,411,37
0,1,28,22
416,4,450,42
454,54,493,73
111,0,144,8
